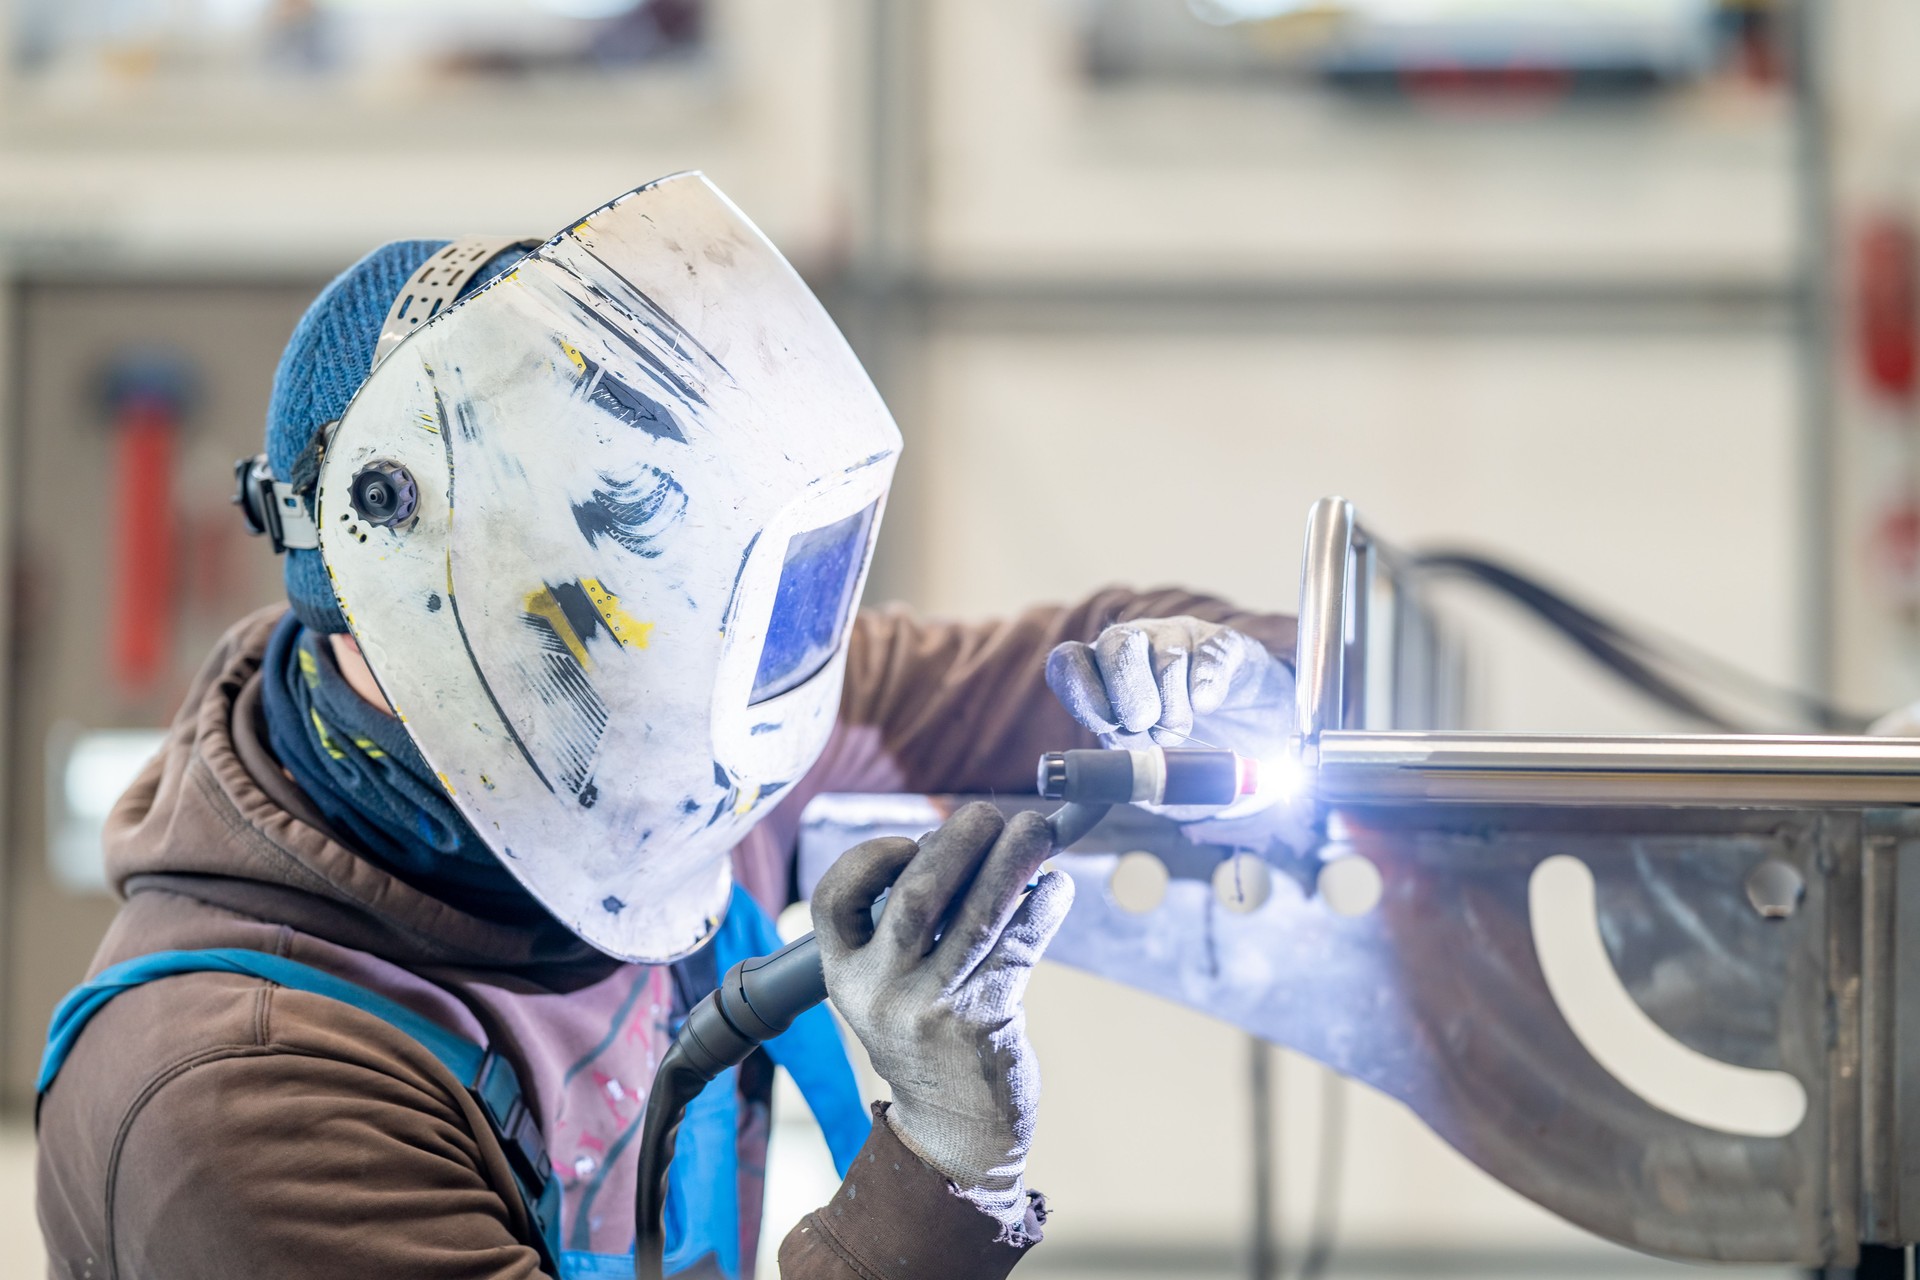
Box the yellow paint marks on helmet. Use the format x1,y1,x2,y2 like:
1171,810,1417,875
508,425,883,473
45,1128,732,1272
418,410,440,435
581,578,653,649
437,771,456,795
732,783,762,816
524,586,592,671
559,338,588,377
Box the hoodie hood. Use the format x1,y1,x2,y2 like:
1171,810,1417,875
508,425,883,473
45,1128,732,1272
104,606,605,974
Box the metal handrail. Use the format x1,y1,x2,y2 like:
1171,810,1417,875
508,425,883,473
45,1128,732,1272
1293,496,1356,753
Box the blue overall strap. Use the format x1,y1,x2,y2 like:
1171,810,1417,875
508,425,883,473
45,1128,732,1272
38,949,566,1275
661,888,871,1278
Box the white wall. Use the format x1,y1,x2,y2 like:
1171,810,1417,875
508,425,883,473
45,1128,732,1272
907,323,1799,729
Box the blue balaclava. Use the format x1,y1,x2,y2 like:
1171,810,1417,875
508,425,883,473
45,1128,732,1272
266,239,523,631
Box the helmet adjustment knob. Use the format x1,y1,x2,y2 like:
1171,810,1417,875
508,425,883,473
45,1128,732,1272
349,461,418,528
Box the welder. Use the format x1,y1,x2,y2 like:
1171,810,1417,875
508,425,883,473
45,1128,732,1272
34,175,1296,1279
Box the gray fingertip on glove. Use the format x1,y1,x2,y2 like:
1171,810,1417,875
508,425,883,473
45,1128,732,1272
812,802,1072,1234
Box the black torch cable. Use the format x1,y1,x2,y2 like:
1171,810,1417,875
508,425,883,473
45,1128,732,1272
1412,551,1875,734
633,799,1110,1280
632,1044,709,1279
1294,1066,1346,1280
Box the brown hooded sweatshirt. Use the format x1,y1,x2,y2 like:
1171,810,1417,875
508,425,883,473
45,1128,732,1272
36,591,1294,1280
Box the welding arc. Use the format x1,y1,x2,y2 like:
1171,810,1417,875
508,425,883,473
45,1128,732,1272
1411,552,1872,734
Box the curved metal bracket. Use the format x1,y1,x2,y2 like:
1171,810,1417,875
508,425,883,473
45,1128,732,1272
798,793,1869,1266
1040,805,1858,1267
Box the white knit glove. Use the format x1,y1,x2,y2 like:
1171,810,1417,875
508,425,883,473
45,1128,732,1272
812,803,1071,1234
1047,617,1306,845
1046,616,1293,757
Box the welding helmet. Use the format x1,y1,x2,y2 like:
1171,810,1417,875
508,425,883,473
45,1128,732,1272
265,174,899,961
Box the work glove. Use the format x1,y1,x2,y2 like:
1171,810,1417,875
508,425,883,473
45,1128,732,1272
812,802,1070,1236
1045,617,1305,846
1046,615,1293,756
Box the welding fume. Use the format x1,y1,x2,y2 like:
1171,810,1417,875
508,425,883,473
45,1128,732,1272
31,173,1304,1280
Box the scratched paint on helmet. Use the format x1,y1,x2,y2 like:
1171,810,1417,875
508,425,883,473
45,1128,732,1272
316,173,900,961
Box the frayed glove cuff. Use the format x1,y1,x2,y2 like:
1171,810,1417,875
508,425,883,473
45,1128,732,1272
882,1103,1033,1232
780,1103,1048,1279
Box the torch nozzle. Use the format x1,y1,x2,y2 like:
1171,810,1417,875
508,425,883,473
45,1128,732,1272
1035,747,1259,807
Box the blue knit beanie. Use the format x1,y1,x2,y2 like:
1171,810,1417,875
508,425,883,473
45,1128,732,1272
267,239,525,632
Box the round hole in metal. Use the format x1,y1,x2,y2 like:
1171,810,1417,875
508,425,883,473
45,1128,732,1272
1319,853,1383,917
1212,853,1272,914
1107,851,1169,915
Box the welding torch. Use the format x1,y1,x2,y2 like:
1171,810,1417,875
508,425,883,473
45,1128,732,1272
633,747,1262,1279
1037,746,1266,807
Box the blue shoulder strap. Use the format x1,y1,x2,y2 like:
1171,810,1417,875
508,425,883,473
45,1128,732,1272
38,948,565,1271
661,889,870,1277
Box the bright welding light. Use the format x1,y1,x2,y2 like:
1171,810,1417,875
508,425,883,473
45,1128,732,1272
1249,750,1309,807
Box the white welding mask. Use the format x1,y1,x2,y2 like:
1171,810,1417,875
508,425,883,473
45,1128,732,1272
313,173,900,962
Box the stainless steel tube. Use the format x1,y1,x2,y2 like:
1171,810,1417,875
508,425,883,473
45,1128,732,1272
1294,497,1355,749
1315,731,1920,807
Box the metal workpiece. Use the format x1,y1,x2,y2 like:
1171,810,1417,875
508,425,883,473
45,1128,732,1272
1857,833,1897,1245
806,495,1920,1270
1043,803,1862,1265
1877,822,1920,1245
1292,495,1463,742
1345,535,1375,731
799,794,1874,1265
1293,496,1357,747
1747,858,1807,918
1246,494,1911,1262
1312,730,1920,808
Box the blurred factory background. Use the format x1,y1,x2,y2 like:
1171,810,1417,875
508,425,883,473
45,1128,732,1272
0,0,1914,1276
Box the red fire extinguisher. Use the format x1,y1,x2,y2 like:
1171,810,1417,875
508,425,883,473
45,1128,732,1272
102,354,195,697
